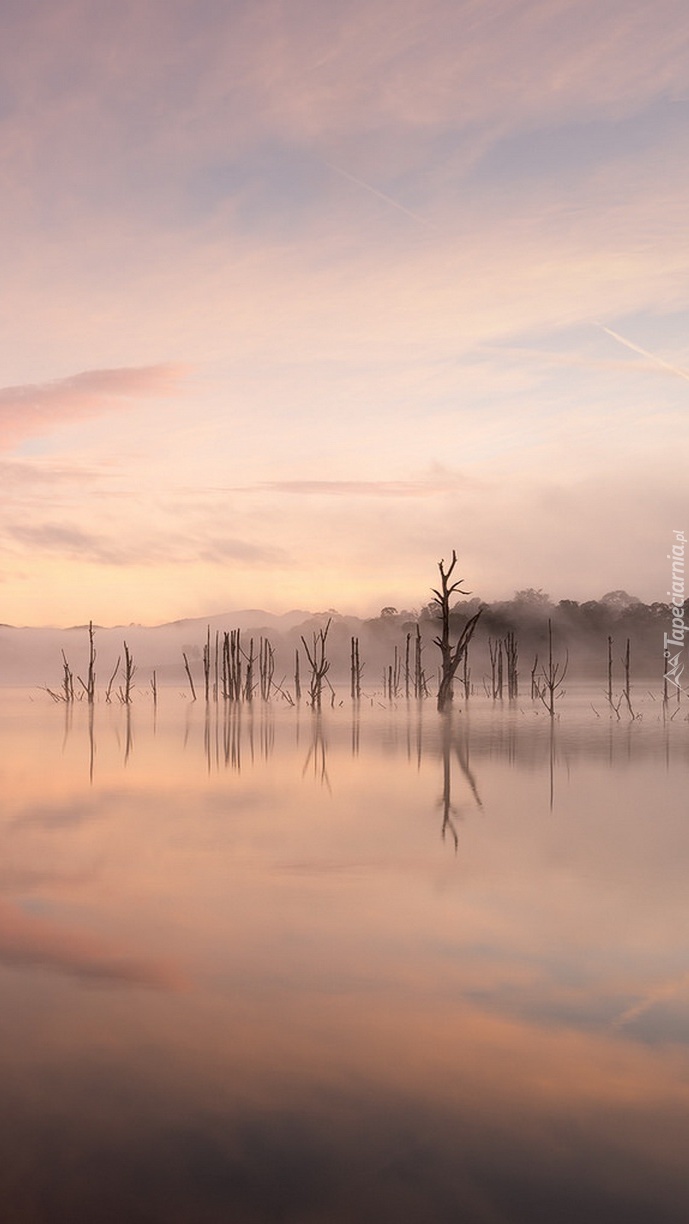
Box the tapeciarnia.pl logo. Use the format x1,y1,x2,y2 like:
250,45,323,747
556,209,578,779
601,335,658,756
664,529,686,689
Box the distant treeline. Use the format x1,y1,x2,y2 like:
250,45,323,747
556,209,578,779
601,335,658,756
3,587,681,696
361,589,681,681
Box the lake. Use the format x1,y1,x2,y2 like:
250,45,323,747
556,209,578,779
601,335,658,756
0,686,687,1223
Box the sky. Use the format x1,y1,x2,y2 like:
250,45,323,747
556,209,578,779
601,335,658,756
1,0,688,626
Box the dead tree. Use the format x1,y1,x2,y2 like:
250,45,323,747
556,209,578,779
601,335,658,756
294,648,301,701
221,634,229,701
385,645,401,699
461,646,471,700
230,630,243,700
259,636,275,700
61,651,75,703
77,621,96,704
603,635,630,720
243,638,256,702
662,672,668,715
504,631,519,699
182,652,197,701
350,637,362,701
530,654,541,700
222,630,243,701
413,624,430,697
301,619,331,709
622,637,635,718
432,552,482,712
203,626,211,703
45,651,75,703
488,637,503,699
539,619,568,717
119,641,135,704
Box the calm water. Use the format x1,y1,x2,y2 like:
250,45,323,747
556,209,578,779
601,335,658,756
0,688,687,1223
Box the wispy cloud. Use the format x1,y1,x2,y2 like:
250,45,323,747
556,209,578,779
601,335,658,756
7,523,138,566
259,478,462,498
5,521,286,569
0,364,190,450
205,474,469,499
197,536,288,564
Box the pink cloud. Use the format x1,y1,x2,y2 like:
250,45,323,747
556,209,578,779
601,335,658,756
0,364,190,450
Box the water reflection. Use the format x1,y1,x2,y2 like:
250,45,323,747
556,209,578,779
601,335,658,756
0,691,687,1221
439,713,482,850
302,715,330,791
48,688,689,787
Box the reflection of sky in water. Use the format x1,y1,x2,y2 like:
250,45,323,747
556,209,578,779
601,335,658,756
0,692,687,1221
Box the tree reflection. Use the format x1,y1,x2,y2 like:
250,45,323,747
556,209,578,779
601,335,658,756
438,712,482,851
303,715,330,791
223,703,243,771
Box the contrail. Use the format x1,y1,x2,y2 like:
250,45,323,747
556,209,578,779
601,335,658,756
325,161,436,229
596,322,689,383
